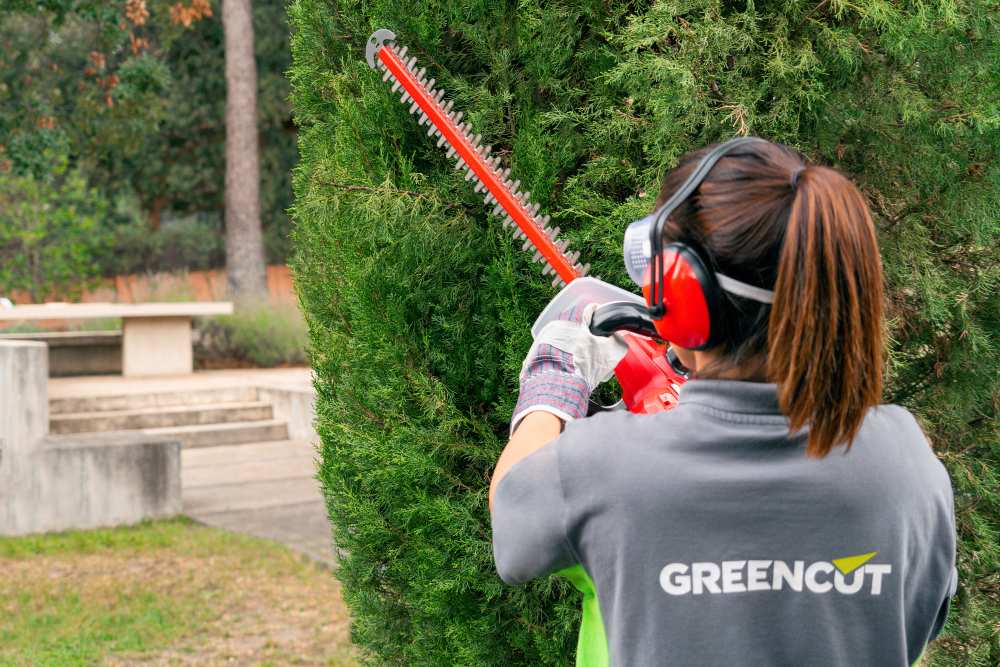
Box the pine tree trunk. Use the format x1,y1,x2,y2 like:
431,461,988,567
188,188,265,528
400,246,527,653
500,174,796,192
222,0,266,301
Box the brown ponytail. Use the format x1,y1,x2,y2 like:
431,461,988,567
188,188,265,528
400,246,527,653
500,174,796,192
655,140,885,457
767,166,884,457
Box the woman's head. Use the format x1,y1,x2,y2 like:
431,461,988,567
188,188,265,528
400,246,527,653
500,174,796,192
655,139,884,457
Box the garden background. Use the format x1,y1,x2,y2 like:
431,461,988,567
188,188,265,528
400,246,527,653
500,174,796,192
1,0,307,368
0,0,996,665
1,0,293,295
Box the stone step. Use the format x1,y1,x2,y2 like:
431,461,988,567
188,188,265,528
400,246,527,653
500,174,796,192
183,449,316,488
48,419,290,450
183,476,322,515
182,439,315,484
50,402,275,435
151,419,289,449
182,439,317,469
49,386,260,415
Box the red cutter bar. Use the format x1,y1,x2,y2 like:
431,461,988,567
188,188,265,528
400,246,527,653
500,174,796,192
366,29,588,287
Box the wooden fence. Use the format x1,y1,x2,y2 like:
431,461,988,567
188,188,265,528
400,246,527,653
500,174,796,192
2,265,296,330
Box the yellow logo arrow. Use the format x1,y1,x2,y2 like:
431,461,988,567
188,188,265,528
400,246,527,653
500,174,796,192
832,551,879,575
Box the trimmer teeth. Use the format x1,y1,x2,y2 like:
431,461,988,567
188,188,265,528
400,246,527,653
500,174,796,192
367,33,588,287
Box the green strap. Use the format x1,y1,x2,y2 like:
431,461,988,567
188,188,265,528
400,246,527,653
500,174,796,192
556,565,609,667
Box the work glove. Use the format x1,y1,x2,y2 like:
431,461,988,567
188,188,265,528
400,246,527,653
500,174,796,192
510,303,629,435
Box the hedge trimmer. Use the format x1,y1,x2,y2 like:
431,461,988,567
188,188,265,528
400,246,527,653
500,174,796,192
364,28,688,412
365,28,688,665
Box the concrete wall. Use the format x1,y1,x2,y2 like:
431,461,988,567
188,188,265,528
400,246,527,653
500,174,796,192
0,341,180,536
31,435,180,533
0,342,48,534
1,264,294,331
257,385,318,442
0,331,122,376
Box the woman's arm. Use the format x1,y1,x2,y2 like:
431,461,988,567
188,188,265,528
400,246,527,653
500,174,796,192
490,301,627,511
489,411,563,510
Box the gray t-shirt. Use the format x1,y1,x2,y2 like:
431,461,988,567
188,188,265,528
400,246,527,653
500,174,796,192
492,380,957,666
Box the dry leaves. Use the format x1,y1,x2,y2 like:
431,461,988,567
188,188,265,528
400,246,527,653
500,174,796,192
170,0,213,28
125,0,149,27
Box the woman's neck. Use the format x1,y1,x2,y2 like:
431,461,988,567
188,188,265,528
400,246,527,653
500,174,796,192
691,350,769,382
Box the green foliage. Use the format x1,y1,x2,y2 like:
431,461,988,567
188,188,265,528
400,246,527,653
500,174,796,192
0,322,44,334
0,319,122,334
0,155,108,301
195,300,308,367
98,201,225,276
0,0,296,271
289,0,999,664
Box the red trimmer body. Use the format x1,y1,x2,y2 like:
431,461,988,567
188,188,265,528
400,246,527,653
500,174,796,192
617,335,683,413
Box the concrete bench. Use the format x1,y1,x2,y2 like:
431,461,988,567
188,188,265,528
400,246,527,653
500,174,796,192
0,302,232,376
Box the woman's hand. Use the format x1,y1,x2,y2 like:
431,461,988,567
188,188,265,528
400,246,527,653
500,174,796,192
508,303,628,433
489,303,628,508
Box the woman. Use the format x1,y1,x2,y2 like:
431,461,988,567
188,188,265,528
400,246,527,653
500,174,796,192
489,138,957,666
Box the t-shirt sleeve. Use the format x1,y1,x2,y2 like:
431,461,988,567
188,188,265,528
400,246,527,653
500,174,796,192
898,403,960,644
491,443,577,585
929,476,960,642
929,566,958,641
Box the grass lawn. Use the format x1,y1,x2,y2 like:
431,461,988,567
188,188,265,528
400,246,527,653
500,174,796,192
0,518,356,666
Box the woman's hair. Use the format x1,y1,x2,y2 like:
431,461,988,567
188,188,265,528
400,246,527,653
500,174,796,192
654,139,884,458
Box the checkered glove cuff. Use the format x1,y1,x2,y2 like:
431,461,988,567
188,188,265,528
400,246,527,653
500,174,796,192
510,342,590,434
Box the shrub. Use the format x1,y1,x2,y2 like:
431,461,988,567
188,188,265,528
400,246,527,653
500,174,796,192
0,156,108,302
289,2,999,665
98,201,226,277
0,322,43,334
195,299,307,368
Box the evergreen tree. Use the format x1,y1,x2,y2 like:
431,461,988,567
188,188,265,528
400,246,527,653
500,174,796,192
289,1,999,664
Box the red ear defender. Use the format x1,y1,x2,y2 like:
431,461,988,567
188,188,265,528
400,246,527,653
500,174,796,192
641,243,723,350
623,138,775,351
632,136,770,351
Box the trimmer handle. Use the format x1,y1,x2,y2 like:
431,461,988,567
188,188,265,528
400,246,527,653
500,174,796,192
588,301,659,338
589,300,689,373
529,278,687,414
589,302,688,414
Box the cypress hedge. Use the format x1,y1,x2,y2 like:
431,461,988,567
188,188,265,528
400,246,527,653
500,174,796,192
288,1,998,664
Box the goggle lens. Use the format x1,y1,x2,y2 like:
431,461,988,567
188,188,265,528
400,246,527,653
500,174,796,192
623,213,656,286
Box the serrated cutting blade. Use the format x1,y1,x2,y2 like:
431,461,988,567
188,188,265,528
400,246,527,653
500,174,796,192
365,29,590,288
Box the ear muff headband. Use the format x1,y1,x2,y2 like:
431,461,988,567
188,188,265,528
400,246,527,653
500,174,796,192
648,136,766,319
715,273,775,304
646,137,775,349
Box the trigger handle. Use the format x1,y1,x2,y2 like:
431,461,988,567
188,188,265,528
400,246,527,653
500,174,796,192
589,301,659,339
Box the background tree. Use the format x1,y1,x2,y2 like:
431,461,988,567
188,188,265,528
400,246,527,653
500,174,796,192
0,0,296,283
222,0,267,299
0,155,108,302
289,1,998,665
